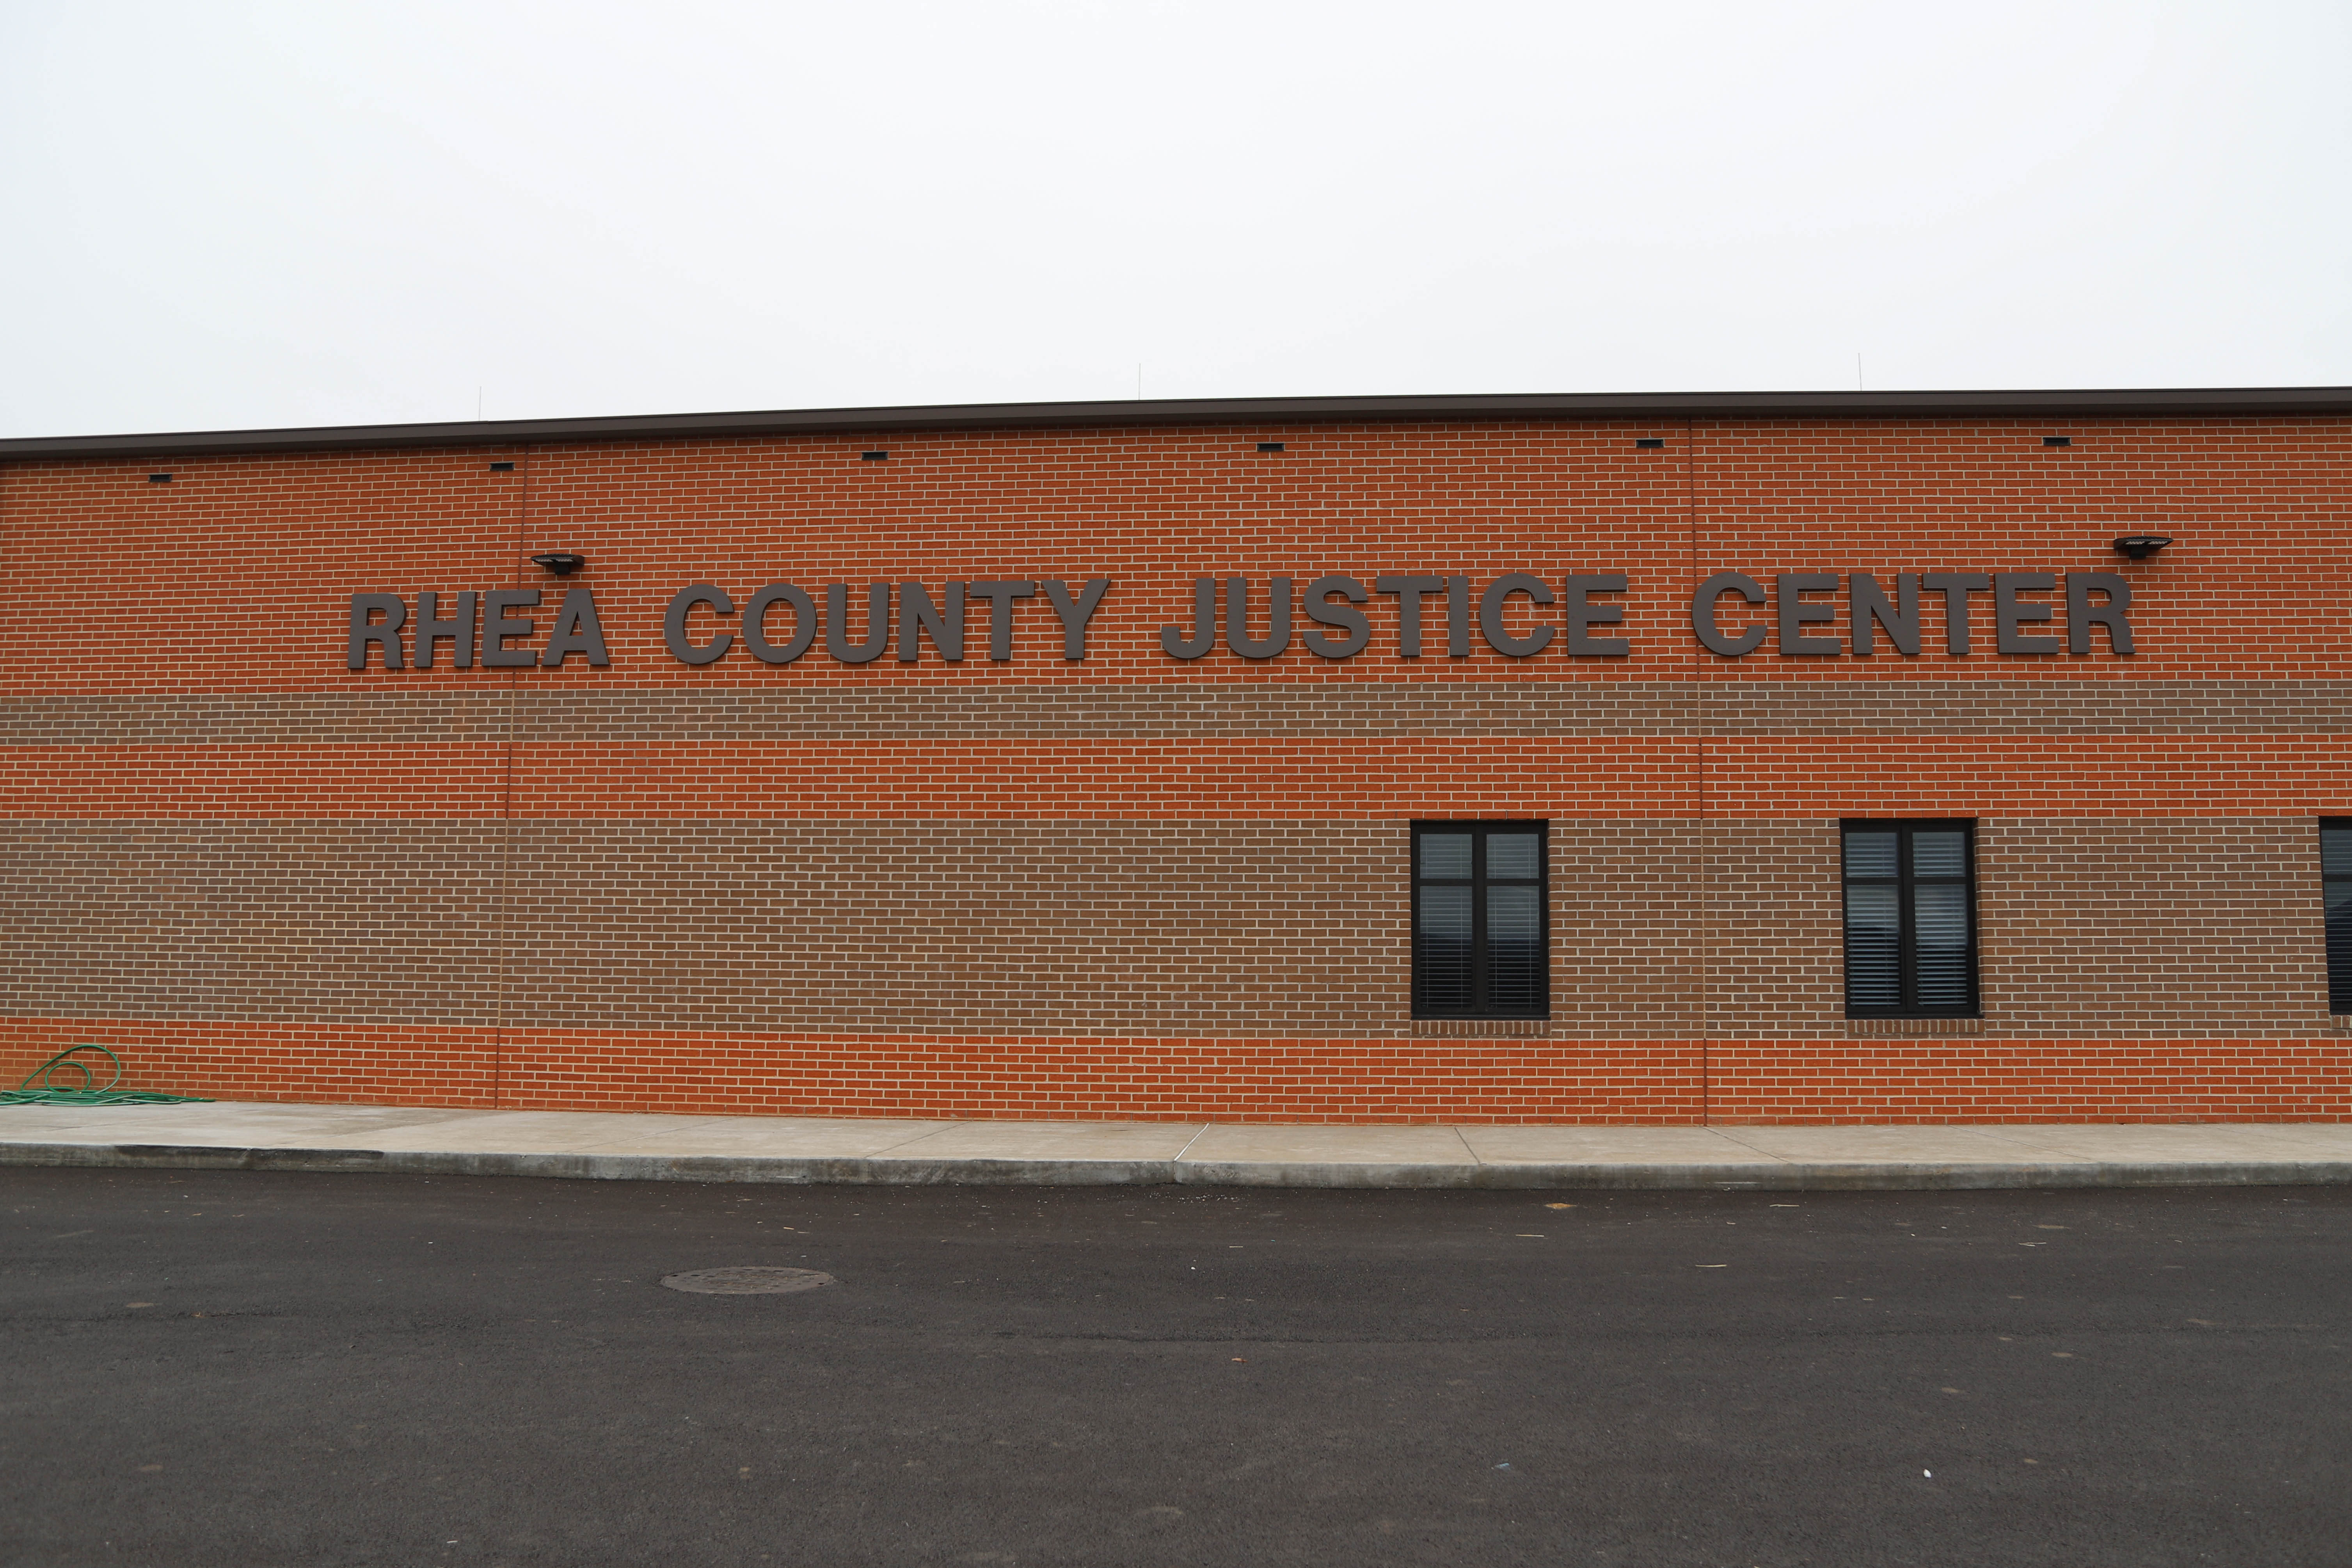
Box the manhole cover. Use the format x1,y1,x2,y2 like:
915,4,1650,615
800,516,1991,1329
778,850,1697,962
661,1266,836,1296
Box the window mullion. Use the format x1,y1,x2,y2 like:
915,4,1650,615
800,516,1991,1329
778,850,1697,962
1897,827,1918,1013
1469,831,1489,1014
1537,842,1548,1017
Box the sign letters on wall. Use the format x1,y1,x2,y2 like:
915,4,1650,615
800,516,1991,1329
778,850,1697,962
347,569,2138,670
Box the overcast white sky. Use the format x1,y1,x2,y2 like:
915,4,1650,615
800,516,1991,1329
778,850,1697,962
4,1,2348,437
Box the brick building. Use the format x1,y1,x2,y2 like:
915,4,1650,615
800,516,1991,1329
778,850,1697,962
3,388,2348,1124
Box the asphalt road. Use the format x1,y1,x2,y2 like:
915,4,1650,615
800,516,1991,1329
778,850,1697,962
2,1168,2347,1568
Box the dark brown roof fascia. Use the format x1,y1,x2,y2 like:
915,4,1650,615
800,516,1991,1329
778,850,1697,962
6,386,2351,462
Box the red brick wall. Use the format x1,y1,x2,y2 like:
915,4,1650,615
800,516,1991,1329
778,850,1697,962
4,416,2347,1122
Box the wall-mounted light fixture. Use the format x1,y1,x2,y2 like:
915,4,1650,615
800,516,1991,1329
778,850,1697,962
2110,535,2173,560
531,552,586,575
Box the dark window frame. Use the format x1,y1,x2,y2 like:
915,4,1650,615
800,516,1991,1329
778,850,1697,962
1410,820,1550,1019
2323,819,2352,1015
1840,818,1980,1018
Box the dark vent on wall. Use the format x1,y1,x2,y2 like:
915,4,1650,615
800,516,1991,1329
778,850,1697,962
2043,435,2073,447
1257,442,1285,453
1634,438,1665,449
862,450,890,461
489,461,515,472
147,473,172,483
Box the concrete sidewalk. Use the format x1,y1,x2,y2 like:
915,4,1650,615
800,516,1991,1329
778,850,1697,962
3,1099,2351,1188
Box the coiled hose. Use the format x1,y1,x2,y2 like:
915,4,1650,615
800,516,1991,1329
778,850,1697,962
2,1045,212,1106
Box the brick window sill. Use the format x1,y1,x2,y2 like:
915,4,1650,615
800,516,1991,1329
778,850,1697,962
1411,1019,1552,1038
1844,1018,1986,1036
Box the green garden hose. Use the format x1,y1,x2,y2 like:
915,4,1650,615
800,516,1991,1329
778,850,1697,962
2,1045,212,1106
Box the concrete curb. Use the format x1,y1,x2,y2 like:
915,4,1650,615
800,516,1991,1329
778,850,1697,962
6,1139,2352,1190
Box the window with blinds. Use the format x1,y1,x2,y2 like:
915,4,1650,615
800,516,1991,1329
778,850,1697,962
1842,820,1978,1017
2324,820,2352,1015
1412,822,1549,1018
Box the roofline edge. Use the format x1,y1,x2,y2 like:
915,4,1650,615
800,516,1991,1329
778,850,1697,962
7,386,2352,461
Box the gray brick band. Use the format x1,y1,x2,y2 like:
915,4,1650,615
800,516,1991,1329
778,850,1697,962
1,819,2333,1041
5,679,2349,746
